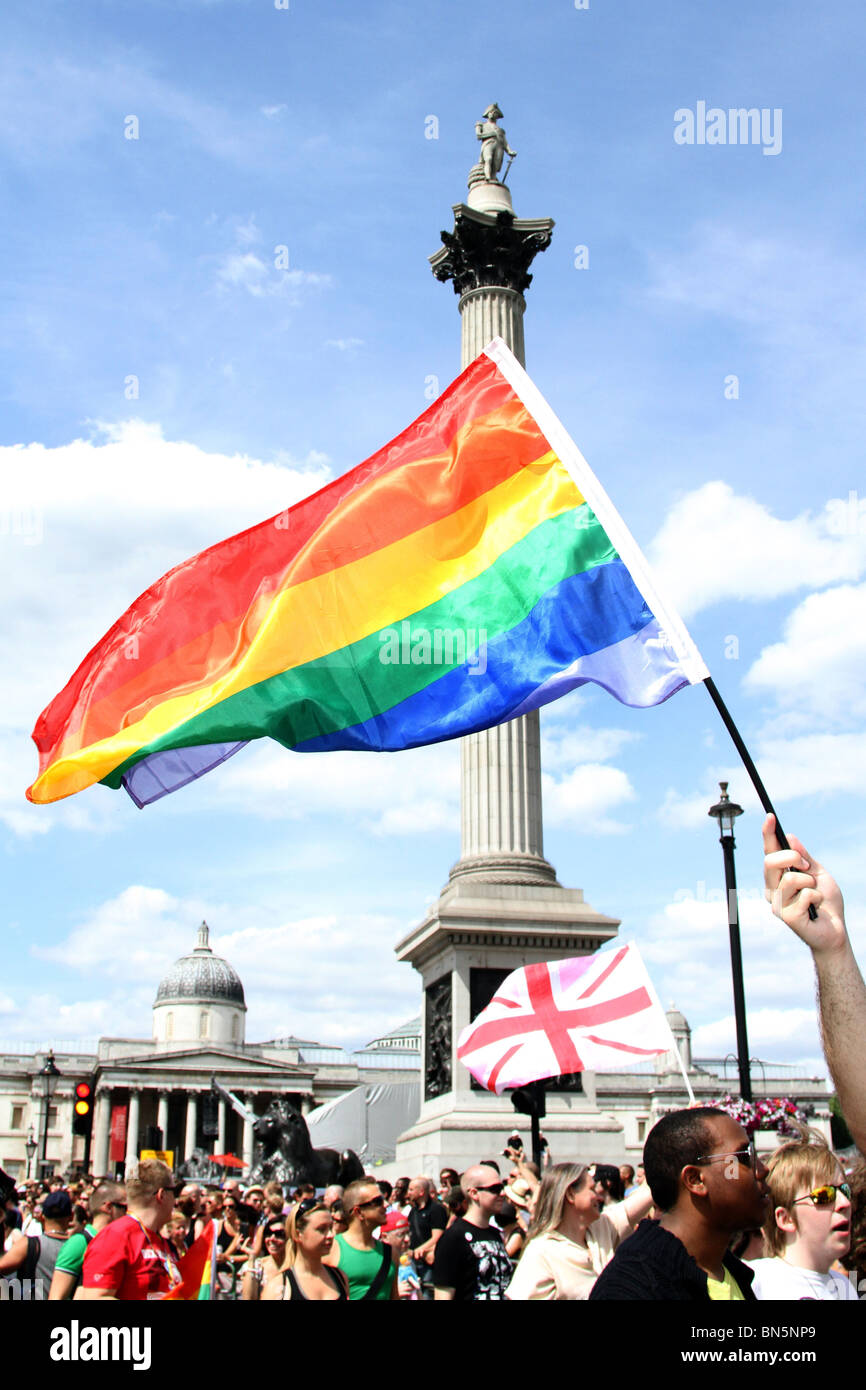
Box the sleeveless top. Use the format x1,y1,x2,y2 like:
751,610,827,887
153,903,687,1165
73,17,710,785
334,1234,393,1301
281,1265,347,1301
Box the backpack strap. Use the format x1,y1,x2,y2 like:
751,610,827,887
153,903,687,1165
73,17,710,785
22,1236,41,1282
360,1245,393,1301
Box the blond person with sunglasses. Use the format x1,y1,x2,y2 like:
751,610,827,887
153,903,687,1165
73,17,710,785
748,1138,857,1300
262,1200,348,1301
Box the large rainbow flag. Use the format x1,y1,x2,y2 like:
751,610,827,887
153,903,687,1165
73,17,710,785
27,339,708,808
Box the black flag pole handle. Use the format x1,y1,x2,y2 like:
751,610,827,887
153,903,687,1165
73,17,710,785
703,677,818,920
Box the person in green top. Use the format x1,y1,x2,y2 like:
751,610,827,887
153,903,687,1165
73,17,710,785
324,1179,396,1300
48,1181,127,1300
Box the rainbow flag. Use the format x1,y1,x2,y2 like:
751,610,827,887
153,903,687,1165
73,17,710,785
27,339,708,808
162,1219,216,1301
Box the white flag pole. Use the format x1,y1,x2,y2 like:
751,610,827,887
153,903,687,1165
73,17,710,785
674,1046,696,1106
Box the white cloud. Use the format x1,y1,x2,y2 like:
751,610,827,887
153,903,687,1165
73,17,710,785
649,482,866,620
259,104,287,119
215,250,333,299
324,338,364,352
745,583,866,723
29,885,418,1049
214,740,460,835
2,424,331,832
637,893,829,1068
541,725,642,772
691,1009,823,1066
542,763,636,834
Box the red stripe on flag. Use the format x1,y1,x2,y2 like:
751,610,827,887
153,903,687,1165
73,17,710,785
583,1034,662,1056
525,963,584,1074
458,986,652,1056
576,946,628,1000
487,1043,522,1092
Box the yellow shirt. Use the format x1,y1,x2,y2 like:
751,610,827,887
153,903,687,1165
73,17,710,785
707,1266,745,1300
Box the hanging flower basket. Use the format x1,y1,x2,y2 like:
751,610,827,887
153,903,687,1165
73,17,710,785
719,1095,806,1137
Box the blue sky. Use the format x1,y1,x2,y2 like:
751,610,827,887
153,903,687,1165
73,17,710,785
2,0,865,1073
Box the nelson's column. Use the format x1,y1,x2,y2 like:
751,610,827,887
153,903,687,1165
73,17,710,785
394,107,622,1169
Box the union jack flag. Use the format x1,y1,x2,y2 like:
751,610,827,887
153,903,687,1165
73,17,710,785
457,942,676,1094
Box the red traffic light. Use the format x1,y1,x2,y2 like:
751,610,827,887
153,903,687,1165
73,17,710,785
75,1081,92,1101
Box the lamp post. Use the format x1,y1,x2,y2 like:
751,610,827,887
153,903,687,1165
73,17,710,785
24,1128,37,1180
38,1049,60,1179
708,783,752,1102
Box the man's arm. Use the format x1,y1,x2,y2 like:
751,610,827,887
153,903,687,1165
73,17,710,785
433,1286,455,1300
73,1286,118,1300
763,814,866,1154
48,1268,79,1301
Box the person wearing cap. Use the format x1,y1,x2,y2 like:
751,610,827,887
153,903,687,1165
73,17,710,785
48,1182,127,1300
0,1187,72,1290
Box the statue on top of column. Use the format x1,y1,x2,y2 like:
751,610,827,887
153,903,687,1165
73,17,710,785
469,103,517,187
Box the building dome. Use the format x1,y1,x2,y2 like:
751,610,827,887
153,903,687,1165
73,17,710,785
152,922,246,1047
155,921,245,1007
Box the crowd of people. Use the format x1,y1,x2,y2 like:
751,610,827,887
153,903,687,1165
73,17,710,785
1,822,864,1302
3,1130,863,1302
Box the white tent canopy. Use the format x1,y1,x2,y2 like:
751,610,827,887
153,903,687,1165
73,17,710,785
305,1082,419,1164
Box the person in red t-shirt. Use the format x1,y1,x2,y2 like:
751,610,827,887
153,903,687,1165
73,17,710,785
77,1159,182,1301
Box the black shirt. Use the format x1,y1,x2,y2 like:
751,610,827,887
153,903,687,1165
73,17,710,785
432,1218,512,1301
408,1197,447,1253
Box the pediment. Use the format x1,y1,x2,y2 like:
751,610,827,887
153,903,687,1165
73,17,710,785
97,1045,314,1081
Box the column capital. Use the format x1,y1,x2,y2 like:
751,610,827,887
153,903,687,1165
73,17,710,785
430,204,554,297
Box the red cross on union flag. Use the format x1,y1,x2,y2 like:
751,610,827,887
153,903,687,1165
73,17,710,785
457,942,677,1094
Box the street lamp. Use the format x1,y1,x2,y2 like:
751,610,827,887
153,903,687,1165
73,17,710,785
708,783,752,1102
24,1128,37,1180
38,1049,60,1179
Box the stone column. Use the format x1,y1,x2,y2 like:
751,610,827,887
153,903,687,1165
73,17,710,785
217,1100,226,1155
92,1087,111,1177
430,201,556,888
157,1092,169,1148
124,1089,141,1176
242,1094,255,1174
184,1092,198,1160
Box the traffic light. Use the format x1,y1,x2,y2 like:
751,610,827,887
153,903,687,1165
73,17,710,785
510,1082,546,1120
72,1079,94,1137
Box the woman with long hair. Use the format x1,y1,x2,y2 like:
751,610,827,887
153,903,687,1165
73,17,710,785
241,1216,288,1300
507,1161,653,1300
262,1200,348,1302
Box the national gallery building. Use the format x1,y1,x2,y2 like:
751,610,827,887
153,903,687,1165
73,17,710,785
0,923,420,1181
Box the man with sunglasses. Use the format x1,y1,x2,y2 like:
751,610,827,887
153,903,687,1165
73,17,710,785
433,1164,513,1300
590,1108,769,1301
47,1181,127,1300
324,1180,396,1300
749,1138,857,1299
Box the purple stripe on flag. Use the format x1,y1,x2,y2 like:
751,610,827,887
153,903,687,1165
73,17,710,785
122,742,249,807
